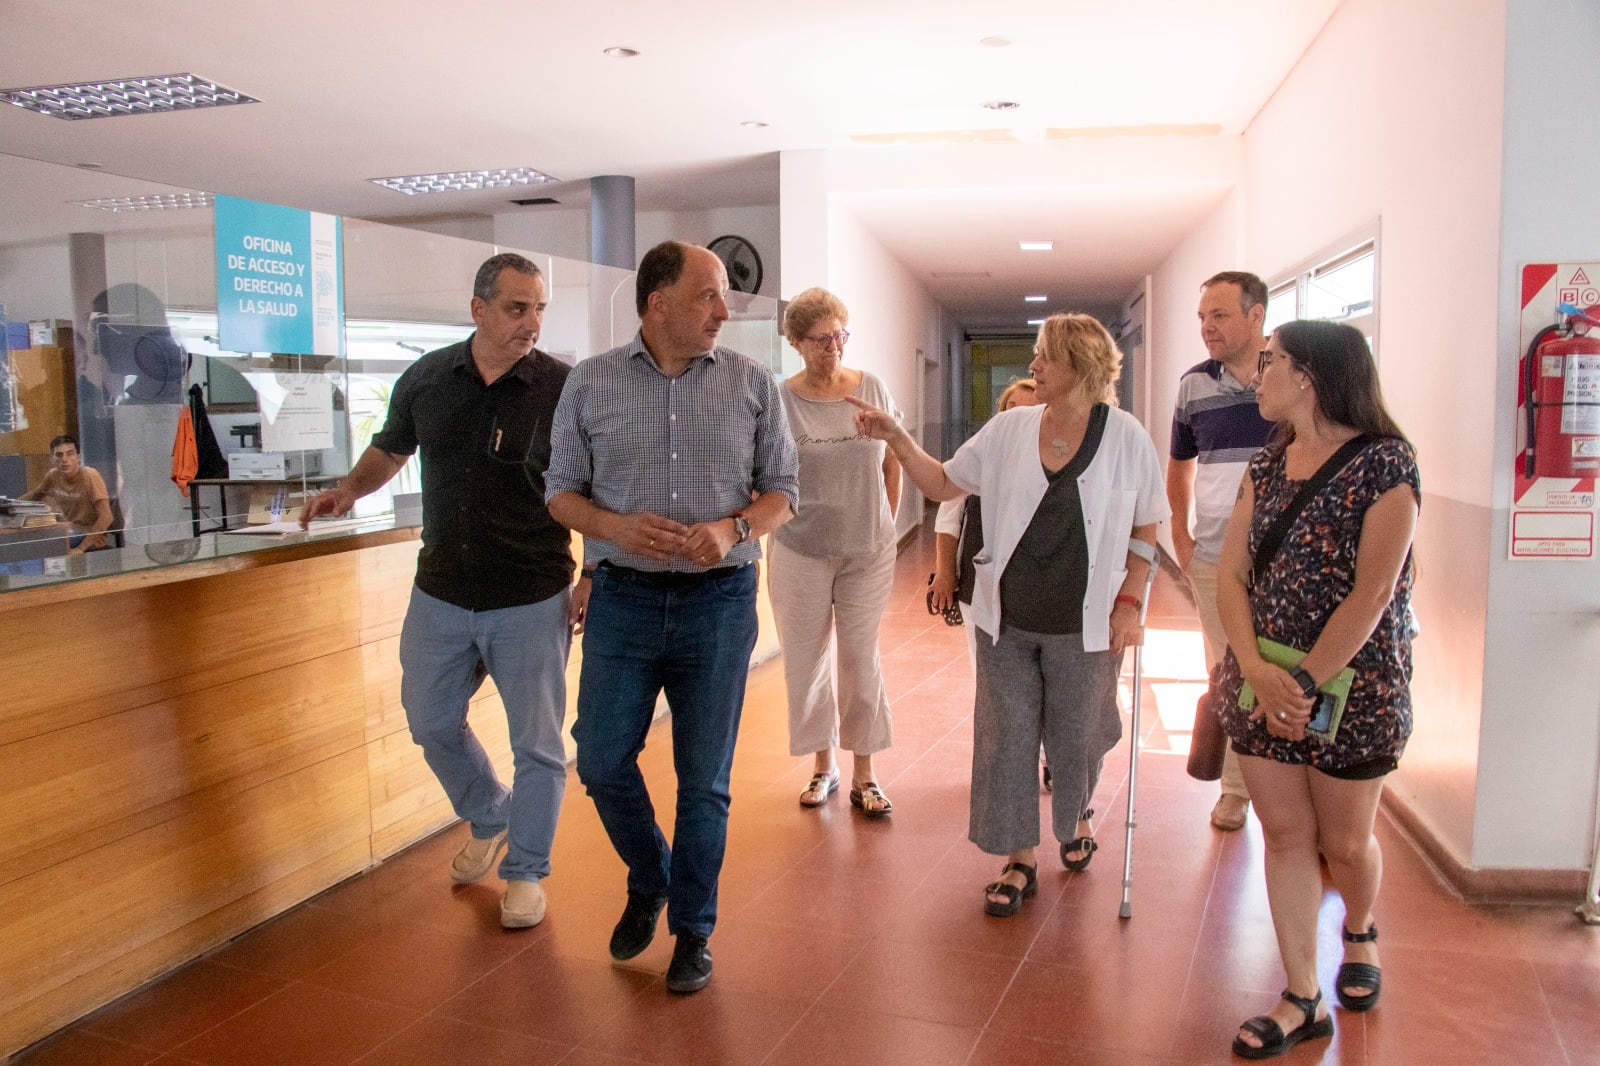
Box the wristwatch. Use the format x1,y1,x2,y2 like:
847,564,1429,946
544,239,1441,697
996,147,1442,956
1290,666,1318,698
731,514,751,544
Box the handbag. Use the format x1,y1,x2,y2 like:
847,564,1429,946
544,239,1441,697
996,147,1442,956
1186,662,1229,781
1184,434,1371,778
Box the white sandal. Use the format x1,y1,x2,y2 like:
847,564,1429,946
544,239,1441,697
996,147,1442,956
849,780,893,817
799,770,839,807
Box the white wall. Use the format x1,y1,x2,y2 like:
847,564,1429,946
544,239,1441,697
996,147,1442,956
0,239,73,323
1244,0,1510,868
1478,0,1600,869
779,149,950,538
826,205,946,538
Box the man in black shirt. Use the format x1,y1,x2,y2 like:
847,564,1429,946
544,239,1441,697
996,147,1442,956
302,253,582,929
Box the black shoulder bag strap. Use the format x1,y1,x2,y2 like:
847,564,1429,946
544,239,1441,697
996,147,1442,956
1251,434,1371,582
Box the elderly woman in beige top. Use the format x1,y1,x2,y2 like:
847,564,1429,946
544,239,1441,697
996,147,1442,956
770,288,902,816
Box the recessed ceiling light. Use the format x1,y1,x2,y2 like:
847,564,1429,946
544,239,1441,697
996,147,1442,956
70,192,213,212
603,46,639,58
741,120,768,129
983,100,1021,111
0,73,257,120
1019,240,1053,252
370,167,559,195
1024,295,1047,302
980,36,1013,47
1027,318,1046,326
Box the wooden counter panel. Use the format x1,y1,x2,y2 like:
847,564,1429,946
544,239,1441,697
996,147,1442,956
0,648,367,889
356,538,418,646
361,635,405,737
0,749,370,1053
0,552,362,747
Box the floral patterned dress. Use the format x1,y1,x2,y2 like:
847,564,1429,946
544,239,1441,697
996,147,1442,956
1216,437,1420,772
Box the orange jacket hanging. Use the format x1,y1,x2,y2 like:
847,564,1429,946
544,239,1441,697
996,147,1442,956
171,406,199,497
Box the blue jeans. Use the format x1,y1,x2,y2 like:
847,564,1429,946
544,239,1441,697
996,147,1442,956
399,585,571,882
574,563,758,939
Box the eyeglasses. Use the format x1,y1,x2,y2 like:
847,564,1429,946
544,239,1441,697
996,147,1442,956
1257,349,1286,375
804,330,850,348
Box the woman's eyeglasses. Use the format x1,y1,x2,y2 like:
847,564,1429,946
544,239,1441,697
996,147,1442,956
804,330,850,348
1258,349,1285,375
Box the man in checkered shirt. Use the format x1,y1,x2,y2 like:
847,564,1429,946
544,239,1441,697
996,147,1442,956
547,241,798,994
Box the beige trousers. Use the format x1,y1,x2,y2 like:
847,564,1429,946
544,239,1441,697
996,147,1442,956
768,537,896,757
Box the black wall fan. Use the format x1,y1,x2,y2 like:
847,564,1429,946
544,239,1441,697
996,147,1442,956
707,234,764,295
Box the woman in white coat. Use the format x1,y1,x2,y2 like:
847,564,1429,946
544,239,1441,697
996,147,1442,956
848,313,1166,915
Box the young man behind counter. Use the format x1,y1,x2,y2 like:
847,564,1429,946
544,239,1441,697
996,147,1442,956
300,252,584,930
21,434,113,553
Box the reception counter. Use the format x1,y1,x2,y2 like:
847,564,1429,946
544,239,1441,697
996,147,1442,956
0,519,782,1057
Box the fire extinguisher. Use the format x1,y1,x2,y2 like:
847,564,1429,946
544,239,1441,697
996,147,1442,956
1522,302,1600,478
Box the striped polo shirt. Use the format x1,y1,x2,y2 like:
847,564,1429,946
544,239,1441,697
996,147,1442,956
1169,359,1274,563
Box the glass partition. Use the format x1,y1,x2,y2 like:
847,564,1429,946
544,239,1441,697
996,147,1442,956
1,157,787,591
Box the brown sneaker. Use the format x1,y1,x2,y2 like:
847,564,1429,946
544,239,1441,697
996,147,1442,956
500,879,547,929
1211,794,1249,832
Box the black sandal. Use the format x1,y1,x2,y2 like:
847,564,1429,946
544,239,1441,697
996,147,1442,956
982,861,1037,917
1060,809,1097,871
1232,988,1333,1059
1337,923,1382,1012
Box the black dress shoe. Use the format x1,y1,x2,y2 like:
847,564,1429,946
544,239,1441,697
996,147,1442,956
665,933,712,994
609,892,667,961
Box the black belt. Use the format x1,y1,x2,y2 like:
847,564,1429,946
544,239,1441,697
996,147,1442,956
598,561,746,588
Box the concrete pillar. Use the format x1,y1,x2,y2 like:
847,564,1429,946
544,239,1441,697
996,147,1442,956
588,175,635,271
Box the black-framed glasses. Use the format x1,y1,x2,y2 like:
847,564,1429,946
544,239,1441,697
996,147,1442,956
804,330,850,348
1257,349,1284,375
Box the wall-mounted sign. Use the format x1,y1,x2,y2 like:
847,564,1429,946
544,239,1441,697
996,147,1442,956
214,195,343,356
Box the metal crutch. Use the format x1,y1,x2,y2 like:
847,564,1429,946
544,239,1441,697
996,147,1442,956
1120,538,1160,919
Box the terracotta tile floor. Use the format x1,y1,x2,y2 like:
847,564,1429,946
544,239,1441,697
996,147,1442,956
18,526,1600,1064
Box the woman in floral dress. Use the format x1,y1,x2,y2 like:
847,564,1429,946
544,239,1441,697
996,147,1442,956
1213,319,1419,1059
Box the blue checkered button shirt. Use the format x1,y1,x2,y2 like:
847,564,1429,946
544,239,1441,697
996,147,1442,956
546,333,799,572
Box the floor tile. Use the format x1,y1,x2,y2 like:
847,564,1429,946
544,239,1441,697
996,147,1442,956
165,983,418,1065
432,939,655,1046
354,1016,571,1065
77,961,287,1052
765,1001,981,1066
577,981,811,1063
816,936,1021,1028
11,1029,165,1066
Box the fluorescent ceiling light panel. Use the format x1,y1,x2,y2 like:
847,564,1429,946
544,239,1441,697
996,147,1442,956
1019,240,1054,251
70,192,213,212
0,74,257,120
1024,295,1047,302
1026,318,1046,326
370,168,559,195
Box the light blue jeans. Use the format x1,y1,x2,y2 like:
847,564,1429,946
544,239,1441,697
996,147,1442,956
400,585,571,882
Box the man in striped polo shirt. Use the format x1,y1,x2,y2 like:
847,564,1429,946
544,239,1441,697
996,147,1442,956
1167,271,1275,832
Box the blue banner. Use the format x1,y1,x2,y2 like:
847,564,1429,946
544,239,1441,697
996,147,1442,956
215,195,343,355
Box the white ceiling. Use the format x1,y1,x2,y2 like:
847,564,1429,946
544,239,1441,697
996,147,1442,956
0,0,1341,328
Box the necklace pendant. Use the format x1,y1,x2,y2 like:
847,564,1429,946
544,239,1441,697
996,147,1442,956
1051,437,1070,456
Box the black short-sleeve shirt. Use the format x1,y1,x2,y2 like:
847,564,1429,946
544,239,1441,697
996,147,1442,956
371,335,573,611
